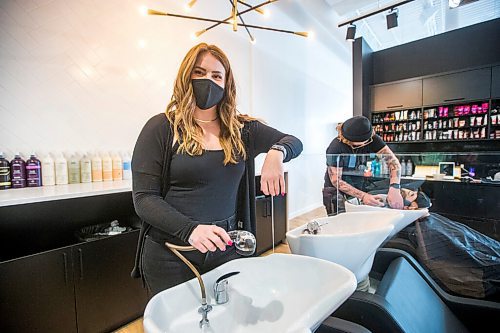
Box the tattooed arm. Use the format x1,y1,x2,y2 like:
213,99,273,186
377,146,403,209
327,166,384,206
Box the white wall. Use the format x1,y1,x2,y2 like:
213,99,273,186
0,0,352,216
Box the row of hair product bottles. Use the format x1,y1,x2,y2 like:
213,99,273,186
0,152,132,190
362,156,413,178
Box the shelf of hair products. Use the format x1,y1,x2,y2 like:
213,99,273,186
0,151,132,190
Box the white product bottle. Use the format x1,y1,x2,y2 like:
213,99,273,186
41,154,56,186
112,152,123,181
101,152,113,182
68,154,81,184
80,154,92,183
400,159,407,177
91,153,103,182
122,152,132,180
55,153,69,185
406,159,413,177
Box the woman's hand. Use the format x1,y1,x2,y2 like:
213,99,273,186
361,193,385,207
188,225,232,253
260,149,285,196
387,187,404,209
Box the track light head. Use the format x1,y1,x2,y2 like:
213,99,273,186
386,8,399,29
346,24,356,42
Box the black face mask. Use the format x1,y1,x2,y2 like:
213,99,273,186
192,78,224,110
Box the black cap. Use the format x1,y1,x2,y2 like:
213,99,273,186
341,116,373,142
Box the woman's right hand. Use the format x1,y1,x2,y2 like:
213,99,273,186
361,193,385,207
188,225,233,253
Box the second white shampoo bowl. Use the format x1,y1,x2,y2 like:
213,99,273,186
286,211,403,282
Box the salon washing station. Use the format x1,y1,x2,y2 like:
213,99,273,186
143,253,357,333
286,211,403,283
329,247,500,333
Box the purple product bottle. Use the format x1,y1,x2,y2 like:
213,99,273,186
0,152,12,190
10,153,26,188
26,153,42,187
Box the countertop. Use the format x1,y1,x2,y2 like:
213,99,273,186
0,180,132,207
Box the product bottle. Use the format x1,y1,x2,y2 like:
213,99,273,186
41,154,56,186
26,153,42,187
0,152,12,189
122,152,132,180
10,153,27,188
406,159,413,177
101,152,113,182
400,159,407,177
373,158,381,177
80,154,92,183
112,152,123,181
91,153,103,182
55,153,69,185
68,154,81,184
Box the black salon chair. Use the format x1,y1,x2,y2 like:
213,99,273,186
316,316,371,333
332,248,500,333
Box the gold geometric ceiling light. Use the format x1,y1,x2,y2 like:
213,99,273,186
145,0,311,43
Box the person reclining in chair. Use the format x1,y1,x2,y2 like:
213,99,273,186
323,116,403,215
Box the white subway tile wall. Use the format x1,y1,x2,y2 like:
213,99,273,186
0,0,352,216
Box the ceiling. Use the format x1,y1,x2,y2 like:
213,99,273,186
326,0,500,51
285,0,500,51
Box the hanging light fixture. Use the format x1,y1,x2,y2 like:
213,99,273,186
346,23,356,42
146,0,311,43
338,0,415,41
386,8,399,30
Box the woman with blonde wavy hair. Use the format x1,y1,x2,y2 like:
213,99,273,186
131,43,303,295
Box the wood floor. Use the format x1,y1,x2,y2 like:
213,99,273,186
113,206,327,333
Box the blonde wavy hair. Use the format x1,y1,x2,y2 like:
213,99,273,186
165,43,255,165
336,123,375,145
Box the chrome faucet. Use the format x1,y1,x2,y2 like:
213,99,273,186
303,220,321,234
165,242,212,328
214,271,240,305
165,230,255,328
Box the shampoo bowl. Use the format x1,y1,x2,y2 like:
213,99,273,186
286,211,403,283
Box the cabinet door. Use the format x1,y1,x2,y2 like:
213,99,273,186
423,68,491,105
370,80,422,111
492,66,500,99
255,195,287,255
73,230,148,333
0,247,77,333
255,196,273,255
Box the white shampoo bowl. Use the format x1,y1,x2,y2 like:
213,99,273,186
286,211,403,283
143,254,356,333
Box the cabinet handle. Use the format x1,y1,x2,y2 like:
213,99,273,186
444,97,465,102
78,248,84,280
62,253,68,285
266,199,272,217
387,105,403,109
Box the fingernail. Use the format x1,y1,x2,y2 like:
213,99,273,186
222,248,226,252
227,240,233,246
281,193,285,196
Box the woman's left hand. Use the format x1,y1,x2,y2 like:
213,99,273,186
260,149,285,196
387,187,404,209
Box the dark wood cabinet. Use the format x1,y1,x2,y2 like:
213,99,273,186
73,231,148,333
0,247,78,333
0,192,147,333
255,195,287,255
370,79,422,111
422,68,491,106
492,66,500,99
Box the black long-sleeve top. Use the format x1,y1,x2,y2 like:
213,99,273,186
131,113,302,277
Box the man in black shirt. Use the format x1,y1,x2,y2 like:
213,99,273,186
323,116,403,214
